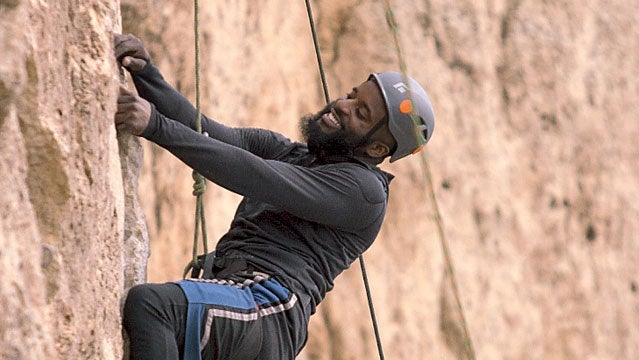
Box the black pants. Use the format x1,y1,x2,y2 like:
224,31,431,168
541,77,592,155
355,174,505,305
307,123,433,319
123,283,188,360
123,280,308,360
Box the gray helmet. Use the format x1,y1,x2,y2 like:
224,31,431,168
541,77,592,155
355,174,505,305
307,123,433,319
369,72,435,162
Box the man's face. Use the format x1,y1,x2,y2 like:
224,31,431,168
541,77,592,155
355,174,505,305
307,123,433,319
300,79,389,157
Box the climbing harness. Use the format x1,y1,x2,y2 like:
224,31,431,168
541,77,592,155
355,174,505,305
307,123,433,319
183,0,209,279
304,1,387,359
382,0,476,358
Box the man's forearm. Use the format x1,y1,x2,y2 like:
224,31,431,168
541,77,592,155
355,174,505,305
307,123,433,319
129,62,198,128
129,62,248,147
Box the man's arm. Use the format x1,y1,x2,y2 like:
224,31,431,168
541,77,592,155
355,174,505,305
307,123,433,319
114,33,287,160
114,34,388,230
141,108,387,231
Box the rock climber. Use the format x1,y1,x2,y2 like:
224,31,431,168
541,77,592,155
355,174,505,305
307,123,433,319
114,33,434,360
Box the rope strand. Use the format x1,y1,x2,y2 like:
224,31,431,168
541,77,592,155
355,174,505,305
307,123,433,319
184,0,208,278
304,1,385,359
304,0,331,104
359,255,385,360
382,1,476,358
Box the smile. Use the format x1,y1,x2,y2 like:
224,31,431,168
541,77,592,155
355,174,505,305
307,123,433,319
322,110,341,129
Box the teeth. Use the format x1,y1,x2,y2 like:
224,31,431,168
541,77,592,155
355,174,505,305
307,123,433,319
328,112,339,127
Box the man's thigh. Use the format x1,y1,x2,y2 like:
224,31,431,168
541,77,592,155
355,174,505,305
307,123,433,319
123,282,188,360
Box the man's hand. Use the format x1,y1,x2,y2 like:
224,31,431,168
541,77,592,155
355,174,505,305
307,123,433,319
114,33,150,72
115,85,151,135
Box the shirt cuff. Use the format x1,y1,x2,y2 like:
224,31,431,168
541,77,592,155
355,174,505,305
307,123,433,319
140,104,161,140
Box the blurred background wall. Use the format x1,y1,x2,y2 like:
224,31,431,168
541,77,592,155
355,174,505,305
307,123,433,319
1,0,637,359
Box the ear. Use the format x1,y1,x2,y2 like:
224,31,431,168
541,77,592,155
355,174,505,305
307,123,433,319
364,140,391,158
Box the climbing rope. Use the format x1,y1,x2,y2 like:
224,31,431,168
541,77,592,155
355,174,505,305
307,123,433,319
382,1,476,358
304,1,386,359
179,2,473,358
304,0,330,104
358,254,385,360
183,0,209,279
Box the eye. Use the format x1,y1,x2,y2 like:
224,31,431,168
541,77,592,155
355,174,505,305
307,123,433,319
356,107,366,120
346,90,367,120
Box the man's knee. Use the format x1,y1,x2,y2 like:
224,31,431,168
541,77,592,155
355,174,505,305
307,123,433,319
123,283,186,323
123,284,156,322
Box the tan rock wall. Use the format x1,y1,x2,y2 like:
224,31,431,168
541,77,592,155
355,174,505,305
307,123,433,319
1,0,637,359
0,0,146,359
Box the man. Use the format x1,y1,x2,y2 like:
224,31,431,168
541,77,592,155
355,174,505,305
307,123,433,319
114,33,434,360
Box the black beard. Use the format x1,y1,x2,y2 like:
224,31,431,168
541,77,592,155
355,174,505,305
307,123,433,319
300,102,367,158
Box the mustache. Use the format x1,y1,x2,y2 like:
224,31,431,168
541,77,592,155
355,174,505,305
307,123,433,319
299,100,335,140
300,101,332,135
312,101,336,121
299,101,368,158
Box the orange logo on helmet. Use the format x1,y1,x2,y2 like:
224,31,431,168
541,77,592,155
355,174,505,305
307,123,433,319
399,99,413,114
412,144,424,154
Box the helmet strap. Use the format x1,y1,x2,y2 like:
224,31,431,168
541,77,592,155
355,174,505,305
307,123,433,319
350,117,387,159
359,117,387,147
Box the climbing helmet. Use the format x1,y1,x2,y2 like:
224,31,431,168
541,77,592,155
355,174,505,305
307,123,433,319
369,72,435,162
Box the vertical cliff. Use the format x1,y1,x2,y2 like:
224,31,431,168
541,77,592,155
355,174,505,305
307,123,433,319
0,0,147,359
1,0,637,359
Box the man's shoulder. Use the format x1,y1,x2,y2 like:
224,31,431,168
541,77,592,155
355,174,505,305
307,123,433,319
271,137,312,164
321,162,391,204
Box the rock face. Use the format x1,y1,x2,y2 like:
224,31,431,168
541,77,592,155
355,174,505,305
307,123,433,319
1,0,637,359
0,1,147,359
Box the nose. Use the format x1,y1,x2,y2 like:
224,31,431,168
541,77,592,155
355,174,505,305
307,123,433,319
334,97,354,116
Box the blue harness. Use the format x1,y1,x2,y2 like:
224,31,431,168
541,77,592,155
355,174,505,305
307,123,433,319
176,276,296,360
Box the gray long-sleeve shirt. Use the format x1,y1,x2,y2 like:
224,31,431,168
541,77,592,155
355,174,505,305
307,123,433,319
131,63,392,317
